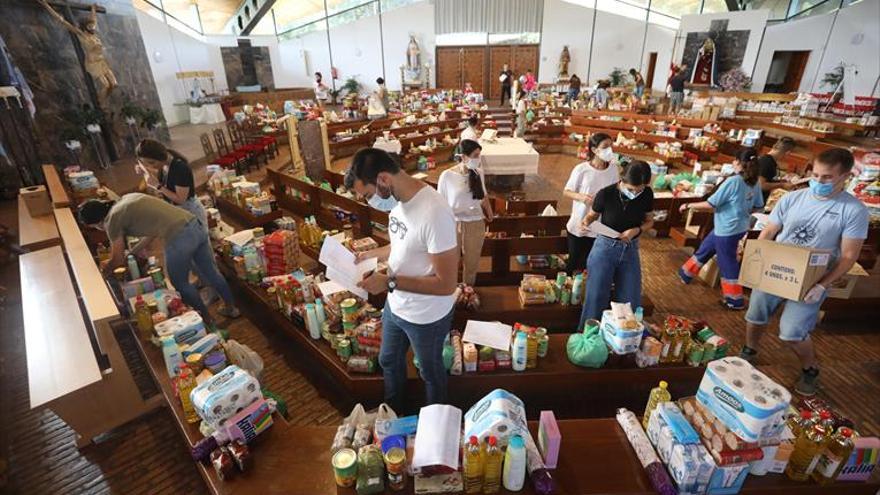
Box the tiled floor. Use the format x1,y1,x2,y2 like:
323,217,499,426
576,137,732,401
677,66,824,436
1,148,878,494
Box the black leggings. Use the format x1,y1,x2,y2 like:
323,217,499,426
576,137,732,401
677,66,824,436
566,233,596,274
501,85,511,106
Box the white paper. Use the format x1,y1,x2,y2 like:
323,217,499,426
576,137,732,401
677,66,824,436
499,74,508,82
412,404,462,470
224,229,255,247
412,172,428,180
462,320,512,351
317,280,347,297
587,221,621,239
318,235,377,299
479,129,498,141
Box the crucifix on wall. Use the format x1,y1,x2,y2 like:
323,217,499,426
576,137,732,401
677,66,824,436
35,0,118,160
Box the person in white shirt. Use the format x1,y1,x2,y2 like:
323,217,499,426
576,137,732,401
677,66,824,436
313,72,329,105
345,148,459,411
563,132,619,273
438,139,494,286
515,89,527,138
459,116,480,142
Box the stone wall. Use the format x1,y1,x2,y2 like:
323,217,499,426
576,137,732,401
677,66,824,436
0,0,167,170
221,43,274,91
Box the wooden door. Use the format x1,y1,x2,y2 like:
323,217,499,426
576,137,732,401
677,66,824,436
782,51,811,93
488,46,513,101
436,47,463,90
461,47,487,95
512,45,539,78
645,52,658,89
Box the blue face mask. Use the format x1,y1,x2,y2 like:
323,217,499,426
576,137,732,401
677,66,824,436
809,178,835,197
368,193,398,212
621,187,641,200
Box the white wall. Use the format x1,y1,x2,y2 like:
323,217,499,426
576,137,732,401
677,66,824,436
677,9,769,77
751,12,832,92
381,1,436,90
590,10,650,84
538,0,592,83
329,16,385,92
643,24,678,91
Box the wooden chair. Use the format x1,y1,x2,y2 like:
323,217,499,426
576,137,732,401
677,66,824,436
212,128,249,174
200,132,239,171
228,120,267,167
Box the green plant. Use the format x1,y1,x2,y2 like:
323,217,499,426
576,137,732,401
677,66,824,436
820,64,844,90
608,67,629,87
341,76,362,96
140,108,164,130
120,98,141,120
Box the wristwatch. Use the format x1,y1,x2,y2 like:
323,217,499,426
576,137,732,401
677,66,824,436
387,275,397,293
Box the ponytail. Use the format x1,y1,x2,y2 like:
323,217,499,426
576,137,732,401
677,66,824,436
136,138,188,165
467,169,485,201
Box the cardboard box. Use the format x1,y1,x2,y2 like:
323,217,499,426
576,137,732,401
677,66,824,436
20,185,52,217
698,258,720,288
825,262,868,299
739,239,830,301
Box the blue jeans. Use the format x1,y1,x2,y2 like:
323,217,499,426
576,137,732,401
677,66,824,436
567,88,580,102
579,236,642,329
164,220,235,319
634,85,645,98
380,302,453,412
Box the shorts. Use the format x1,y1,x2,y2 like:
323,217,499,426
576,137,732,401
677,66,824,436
744,289,827,342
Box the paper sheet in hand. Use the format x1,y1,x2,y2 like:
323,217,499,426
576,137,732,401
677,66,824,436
318,236,377,299
317,280,347,297
412,404,462,470
587,221,621,239
462,320,512,351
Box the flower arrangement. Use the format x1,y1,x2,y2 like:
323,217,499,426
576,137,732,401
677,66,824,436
718,68,752,92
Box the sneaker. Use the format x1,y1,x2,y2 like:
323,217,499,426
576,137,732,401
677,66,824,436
722,300,745,311
678,267,693,285
218,305,241,319
795,368,820,396
739,346,758,364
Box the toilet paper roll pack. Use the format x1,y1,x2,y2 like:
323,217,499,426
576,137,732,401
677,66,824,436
463,389,527,448
696,357,790,443
191,365,263,429
155,310,206,346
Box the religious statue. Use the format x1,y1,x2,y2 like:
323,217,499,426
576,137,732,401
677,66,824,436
38,0,118,102
558,45,571,78
690,37,717,87
404,35,422,84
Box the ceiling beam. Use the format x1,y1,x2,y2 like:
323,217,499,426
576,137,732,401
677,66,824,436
232,0,276,35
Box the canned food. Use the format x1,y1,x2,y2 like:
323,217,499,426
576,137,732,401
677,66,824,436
337,338,352,361
148,267,165,288
340,298,359,323
537,334,549,358
113,267,127,282
385,447,407,491
185,352,204,375
560,288,571,306
332,448,358,487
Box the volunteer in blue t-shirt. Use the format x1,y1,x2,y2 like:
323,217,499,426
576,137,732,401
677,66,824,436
740,148,869,396
678,149,765,309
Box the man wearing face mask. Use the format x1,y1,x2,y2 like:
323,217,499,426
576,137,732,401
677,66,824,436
345,148,459,412
741,148,868,396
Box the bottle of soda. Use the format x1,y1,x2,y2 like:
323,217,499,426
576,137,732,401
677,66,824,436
785,423,828,481
463,436,483,494
482,436,502,494
813,427,855,485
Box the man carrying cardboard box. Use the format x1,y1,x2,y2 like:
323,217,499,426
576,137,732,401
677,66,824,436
740,148,869,396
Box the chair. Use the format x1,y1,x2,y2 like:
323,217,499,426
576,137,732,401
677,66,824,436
228,120,267,168
212,128,249,174
200,133,239,171
245,115,278,159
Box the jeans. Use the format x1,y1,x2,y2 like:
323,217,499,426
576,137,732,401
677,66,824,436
567,88,580,102
634,85,645,98
579,236,642,329
379,302,453,412
566,233,595,274
164,220,235,319
680,230,746,308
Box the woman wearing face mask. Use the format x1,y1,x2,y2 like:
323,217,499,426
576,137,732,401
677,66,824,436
563,132,620,274
437,139,494,285
578,161,654,327
678,148,765,310
136,139,208,233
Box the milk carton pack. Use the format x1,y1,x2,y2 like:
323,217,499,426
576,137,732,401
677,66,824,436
696,357,790,442
707,462,749,495
463,389,526,447
155,310,206,346
600,310,644,355
669,443,715,495
190,365,262,429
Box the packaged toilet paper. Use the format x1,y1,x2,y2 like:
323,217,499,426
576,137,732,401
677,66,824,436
155,310,206,346
601,310,644,354
190,365,263,429
463,389,527,447
696,357,790,442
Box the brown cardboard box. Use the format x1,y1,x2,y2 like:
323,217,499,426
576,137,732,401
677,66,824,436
698,257,720,288
739,239,830,301
19,185,52,217
825,262,868,299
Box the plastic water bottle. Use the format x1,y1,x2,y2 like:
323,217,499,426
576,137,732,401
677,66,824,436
512,332,527,372
161,336,182,378
502,435,526,491
635,306,644,323
127,254,140,279
315,298,327,326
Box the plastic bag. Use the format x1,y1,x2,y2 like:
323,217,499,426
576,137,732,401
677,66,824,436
223,339,264,381
566,320,608,368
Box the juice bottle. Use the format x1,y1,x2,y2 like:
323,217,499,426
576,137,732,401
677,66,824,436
526,330,538,369
642,380,672,429
177,364,199,424
482,436,502,494
785,423,828,481
463,435,483,494
812,427,855,485
134,295,154,340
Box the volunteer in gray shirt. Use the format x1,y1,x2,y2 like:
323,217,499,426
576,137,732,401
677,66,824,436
741,148,868,396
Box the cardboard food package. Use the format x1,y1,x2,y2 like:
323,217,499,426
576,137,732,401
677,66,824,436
20,186,52,217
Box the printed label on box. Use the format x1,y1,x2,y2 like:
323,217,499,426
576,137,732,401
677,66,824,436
809,253,830,267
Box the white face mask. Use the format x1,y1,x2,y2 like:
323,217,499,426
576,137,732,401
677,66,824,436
597,147,615,163
465,157,480,170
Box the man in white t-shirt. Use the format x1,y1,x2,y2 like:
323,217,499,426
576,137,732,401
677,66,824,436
345,148,459,411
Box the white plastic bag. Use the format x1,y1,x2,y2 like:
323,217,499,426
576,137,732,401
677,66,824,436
223,339,264,381
373,403,399,445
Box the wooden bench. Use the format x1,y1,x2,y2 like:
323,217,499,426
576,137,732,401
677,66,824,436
41,163,71,208
17,194,60,251
214,196,284,229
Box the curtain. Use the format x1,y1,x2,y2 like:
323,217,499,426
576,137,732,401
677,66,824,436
435,0,542,34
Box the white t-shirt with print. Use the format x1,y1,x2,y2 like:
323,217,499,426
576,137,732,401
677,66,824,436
564,161,620,237
387,186,458,324
437,166,486,222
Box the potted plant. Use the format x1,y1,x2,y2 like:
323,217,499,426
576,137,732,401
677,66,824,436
820,63,845,90
608,68,629,87
121,98,142,126
341,76,362,97
139,108,164,136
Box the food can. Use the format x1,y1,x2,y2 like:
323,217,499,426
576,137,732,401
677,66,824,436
385,447,407,491
332,448,358,487
340,298,359,321
535,327,547,339
113,267,127,282
337,338,352,361
537,334,549,358
148,267,165,288
185,352,204,375
560,287,571,306
555,271,567,287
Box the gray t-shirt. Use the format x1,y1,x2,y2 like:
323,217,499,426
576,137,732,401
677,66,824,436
105,193,193,241
769,188,869,261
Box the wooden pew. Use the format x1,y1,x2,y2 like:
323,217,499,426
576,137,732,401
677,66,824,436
487,215,567,236
41,163,71,208
17,194,60,251
213,196,284,229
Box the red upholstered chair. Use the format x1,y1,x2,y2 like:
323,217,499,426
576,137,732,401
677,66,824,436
227,120,266,168
247,116,278,158
200,132,240,171
212,128,250,174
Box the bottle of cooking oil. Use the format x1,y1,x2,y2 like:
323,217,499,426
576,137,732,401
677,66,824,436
818,410,836,440
177,364,199,424
672,328,690,363
134,295,154,340
482,436,502,494
642,381,672,429
787,410,815,439
526,330,538,369
813,427,855,485
659,326,675,363
463,436,483,494
785,423,828,481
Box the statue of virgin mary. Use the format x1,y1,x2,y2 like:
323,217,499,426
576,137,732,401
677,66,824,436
690,38,717,86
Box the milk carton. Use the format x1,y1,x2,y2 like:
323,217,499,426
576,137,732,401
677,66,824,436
707,462,749,495
601,310,643,354
669,443,715,495
696,357,790,442
190,365,262,429
463,389,527,447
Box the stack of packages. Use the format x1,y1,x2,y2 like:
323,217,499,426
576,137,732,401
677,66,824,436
518,274,557,305
647,402,715,494
600,302,644,356
232,180,262,206
263,230,300,276
245,192,274,216
67,170,100,199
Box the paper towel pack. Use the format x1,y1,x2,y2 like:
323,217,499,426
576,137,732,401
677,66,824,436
190,365,262,429
155,310,206,346
463,389,527,447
